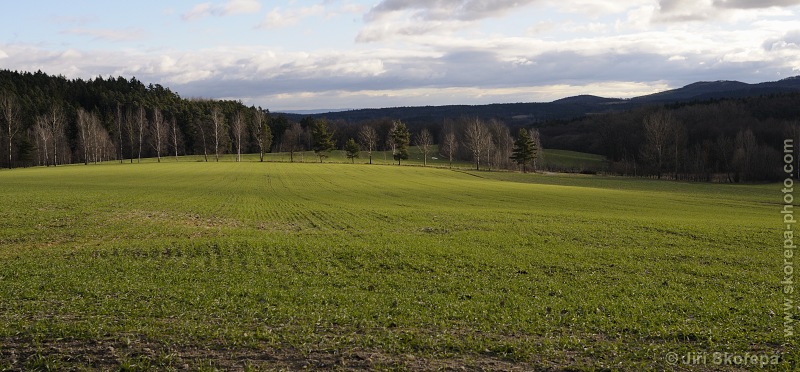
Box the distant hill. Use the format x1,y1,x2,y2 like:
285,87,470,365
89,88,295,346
631,77,800,103
282,76,800,126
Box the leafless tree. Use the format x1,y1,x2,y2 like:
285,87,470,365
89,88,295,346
733,128,758,182
528,128,542,171
194,120,209,162
386,121,398,162
170,117,181,161
252,108,272,162
641,111,674,179
440,130,458,168
150,108,166,162
46,105,66,166
34,116,51,166
116,104,124,163
77,108,92,165
283,122,303,162
211,107,227,162
415,128,433,166
489,120,513,170
464,118,490,170
358,125,378,164
231,111,245,162
0,91,20,168
135,106,146,163
124,107,136,163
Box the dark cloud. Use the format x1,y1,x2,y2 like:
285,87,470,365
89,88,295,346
365,0,538,22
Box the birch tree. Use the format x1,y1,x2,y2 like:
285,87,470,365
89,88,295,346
358,125,378,164
77,108,92,165
464,118,489,170
150,108,166,162
414,128,433,167
211,107,227,162
440,130,458,168
34,116,51,166
0,91,20,168
231,111,245,162
252,108,272,162
170,117,181,161
46,105,66,166
136,106,146,163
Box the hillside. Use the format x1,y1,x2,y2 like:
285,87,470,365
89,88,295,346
290,76,800,126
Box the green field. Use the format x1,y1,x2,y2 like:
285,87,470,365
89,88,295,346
0,160,792,370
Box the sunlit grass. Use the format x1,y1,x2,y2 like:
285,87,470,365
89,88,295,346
0,160,791,369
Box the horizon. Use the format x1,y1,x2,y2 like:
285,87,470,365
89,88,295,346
2,1,800,111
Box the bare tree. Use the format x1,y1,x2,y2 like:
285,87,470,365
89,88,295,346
464,118,490,170
252,108,272,162
195,120,209,162
231,111,245,162
77,108,92,165
358,125,378,164
440,130,458,168
124,107,136,163
641,111,674,179
136,106,146,163
489,120,513,170
0,91,20,168
733,128,758,182
150,108,166,162
528,128,542,171
116,104,124,163
414,128,433,166
170,117,181,161
34,116,51,166
283,122,303,162
46,105,66,166
209,107,228,162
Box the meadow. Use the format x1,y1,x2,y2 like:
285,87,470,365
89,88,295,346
0,157,792,370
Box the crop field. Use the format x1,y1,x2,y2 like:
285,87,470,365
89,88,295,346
0,160,792,370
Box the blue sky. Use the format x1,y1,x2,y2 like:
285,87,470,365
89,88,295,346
2,0,800,111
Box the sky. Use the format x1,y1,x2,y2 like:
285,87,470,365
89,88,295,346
1,0,800,111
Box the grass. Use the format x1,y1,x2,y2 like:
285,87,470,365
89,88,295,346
0,159,793,370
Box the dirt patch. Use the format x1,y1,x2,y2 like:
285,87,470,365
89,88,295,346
0,336,535,371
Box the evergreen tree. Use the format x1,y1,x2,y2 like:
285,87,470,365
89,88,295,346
312,119,334,163
345,138,360,163
391,121,410,165
511,128,536,172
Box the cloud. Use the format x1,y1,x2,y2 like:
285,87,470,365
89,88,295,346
358,0,539,41
763,30,800,50
61,28,146,42
258,5,325,29
653,0,800,22
182,0,261,20
365,0,539,22
713,0,800,9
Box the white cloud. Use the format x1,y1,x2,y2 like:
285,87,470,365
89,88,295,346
61,28,146,42
182,0,261,20
258,5,325,29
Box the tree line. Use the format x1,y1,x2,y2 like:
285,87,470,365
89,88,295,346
539,93,800,181
0,69,543,172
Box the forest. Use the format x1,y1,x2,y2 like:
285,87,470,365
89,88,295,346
0,69,797,181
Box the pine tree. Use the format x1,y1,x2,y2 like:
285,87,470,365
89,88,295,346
312,119,334,163
511,128,536,173
345,138,360,163
391,121,410,165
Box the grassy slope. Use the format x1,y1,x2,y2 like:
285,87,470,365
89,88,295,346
0,161,791,370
